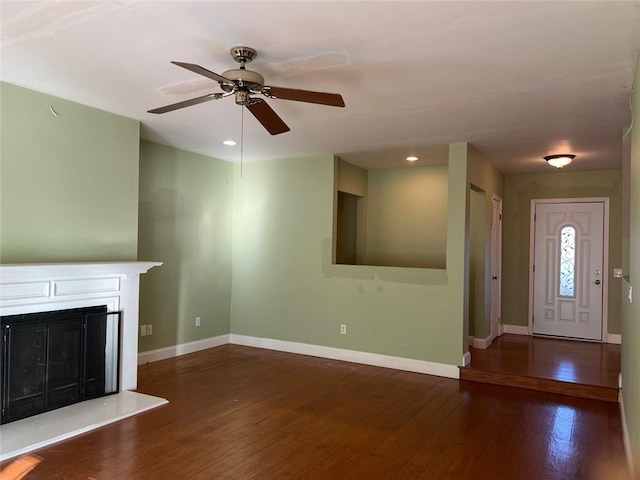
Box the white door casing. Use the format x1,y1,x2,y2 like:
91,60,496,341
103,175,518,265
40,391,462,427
531,200,607,341
490,195,502,341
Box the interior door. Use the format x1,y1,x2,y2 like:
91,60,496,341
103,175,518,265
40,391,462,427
532,202,604,340
490,195,502,341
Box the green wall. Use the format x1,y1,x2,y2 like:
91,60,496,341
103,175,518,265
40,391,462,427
337,159,367,196
621,58,640,474
137,140,234,351
366,165,448,269
502,169,623,334
230,149,469,367
0,82,140,262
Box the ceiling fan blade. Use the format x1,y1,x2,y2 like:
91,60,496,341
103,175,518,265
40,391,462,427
171,61,233,85
246,98,290,135
262,86,345,107
148,92,225,114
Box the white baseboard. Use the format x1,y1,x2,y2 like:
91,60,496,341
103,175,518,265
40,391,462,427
138,334,230,365
607,333,622,344
620,391,636,478
501,326,621,344
502,325,530,335
463,351,471,366
229,334,460,379
139,333,462,379
138,329,617,375
471,335,493,349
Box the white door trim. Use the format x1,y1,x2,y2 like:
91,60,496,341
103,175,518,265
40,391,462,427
527,198,610,341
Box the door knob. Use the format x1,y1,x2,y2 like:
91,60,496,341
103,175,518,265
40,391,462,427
595,279,601,285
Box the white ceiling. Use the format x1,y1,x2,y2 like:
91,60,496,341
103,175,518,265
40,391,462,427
2,1,639,174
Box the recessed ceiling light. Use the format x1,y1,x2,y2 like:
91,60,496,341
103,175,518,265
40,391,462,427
222,140,237,146
544,154,575,169
406,156,419,162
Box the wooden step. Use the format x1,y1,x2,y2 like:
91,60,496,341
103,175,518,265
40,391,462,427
459,366,619,403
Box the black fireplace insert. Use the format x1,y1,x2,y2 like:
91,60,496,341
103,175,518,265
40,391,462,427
1,306,121,424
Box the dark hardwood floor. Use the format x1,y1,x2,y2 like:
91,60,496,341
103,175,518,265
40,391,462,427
461,334,621,402
0,344,629,479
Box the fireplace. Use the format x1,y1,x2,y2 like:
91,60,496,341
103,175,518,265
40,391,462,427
1,305,121,424
0,262,165,461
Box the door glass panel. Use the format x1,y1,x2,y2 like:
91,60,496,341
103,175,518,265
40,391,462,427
559,225,576,297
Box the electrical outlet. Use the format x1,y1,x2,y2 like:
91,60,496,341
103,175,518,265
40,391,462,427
340,324,347,335
140,325,147,337
147,324,152,335
196,316,201,327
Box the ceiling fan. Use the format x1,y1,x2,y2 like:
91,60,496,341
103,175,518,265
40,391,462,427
148,46,345,135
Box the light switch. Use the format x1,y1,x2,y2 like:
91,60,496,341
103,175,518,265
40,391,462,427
614,268,623,278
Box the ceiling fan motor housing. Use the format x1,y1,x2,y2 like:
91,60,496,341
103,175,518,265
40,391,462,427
220,68,265,95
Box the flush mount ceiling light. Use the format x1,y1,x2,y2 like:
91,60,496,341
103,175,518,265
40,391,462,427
544,154,575,169
406,156,419,162
222,140,237,146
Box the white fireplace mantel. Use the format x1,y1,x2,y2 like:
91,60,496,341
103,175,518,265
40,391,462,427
0,261,161,391
0,262,166,462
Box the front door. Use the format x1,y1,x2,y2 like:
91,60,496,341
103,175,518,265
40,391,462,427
532,201,605,340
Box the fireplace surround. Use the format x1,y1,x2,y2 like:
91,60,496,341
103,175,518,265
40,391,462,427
0,261,164,460
0,262,160,389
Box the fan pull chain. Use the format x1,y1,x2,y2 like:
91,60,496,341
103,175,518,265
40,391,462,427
240,106,244,179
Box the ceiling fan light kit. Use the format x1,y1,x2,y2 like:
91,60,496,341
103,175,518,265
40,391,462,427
148,46,345,135
544,154,575,169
